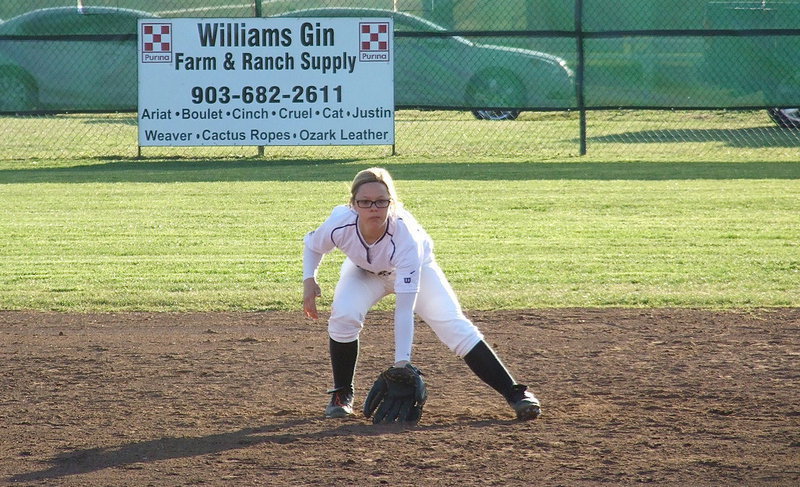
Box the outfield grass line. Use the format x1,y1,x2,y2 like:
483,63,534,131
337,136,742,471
1,161,799,185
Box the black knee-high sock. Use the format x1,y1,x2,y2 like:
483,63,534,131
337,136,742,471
329,338,358,391
463,340,516,400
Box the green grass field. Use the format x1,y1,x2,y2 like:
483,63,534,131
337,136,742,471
1,145,798,311
4,109,800,162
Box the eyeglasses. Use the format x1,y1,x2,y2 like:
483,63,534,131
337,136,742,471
355,199,391,209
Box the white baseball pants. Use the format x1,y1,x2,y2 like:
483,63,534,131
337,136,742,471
328,257,484,357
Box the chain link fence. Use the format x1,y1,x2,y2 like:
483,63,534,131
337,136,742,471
1,0,798,160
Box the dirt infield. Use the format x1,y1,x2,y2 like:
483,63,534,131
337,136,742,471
1,308,798,486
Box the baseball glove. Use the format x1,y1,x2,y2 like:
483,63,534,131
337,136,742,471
363,364,427,425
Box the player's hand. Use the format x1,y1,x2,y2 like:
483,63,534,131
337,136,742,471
303,277,321,319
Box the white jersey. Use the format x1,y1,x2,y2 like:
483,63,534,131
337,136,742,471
303,205,433,294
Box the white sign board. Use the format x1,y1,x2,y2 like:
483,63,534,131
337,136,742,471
137,17,394,146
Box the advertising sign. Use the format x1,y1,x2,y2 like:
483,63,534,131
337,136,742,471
138,17,394,146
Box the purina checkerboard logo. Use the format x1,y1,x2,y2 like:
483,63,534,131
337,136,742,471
141,23,173,63
359,22,390,62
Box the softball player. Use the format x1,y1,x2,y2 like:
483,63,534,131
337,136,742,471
303,167,540,421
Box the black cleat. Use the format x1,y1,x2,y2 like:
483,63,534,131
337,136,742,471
325,386,354,418
507,384,541,421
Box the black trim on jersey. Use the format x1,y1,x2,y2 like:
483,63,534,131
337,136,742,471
389,217,403,261
329,222,357,249
355,216,389,265
386,231,396,262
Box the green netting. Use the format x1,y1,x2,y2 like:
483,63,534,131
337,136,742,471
0,0,798,159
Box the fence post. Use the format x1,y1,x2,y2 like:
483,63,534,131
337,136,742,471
254,1,264,157
575,0,587,155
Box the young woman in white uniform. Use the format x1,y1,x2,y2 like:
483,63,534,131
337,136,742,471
303,168,540,421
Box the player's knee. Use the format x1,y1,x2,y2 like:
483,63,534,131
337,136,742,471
426,318,484,356
453,334,484,357
328,310,364,343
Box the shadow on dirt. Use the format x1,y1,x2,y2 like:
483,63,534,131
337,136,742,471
7,416,507,483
